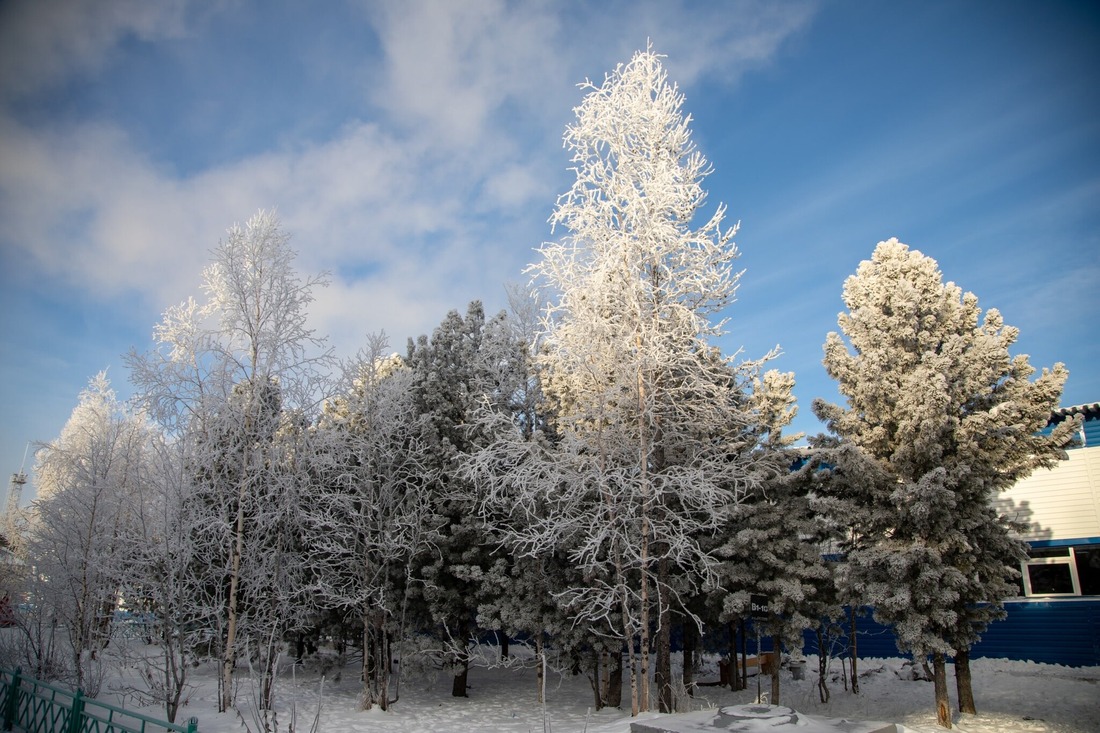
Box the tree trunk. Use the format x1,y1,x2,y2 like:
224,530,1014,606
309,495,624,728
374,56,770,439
655,557,672,713
954,649,975,714
933,652,952,729
607,646,623,708
361,615,390,711
629,620,638,713
727,620,739,691
600,650,610,705
378,626,390,712
639,565,650,713
590,650,603,710
221,493,247,713
740,619,748,691
849,607,859,695
497,629,510,661
682,620,697,697
770,635,780,705
451,630,469,698
816,628,830,703
362,617,374,709
535,632,545,704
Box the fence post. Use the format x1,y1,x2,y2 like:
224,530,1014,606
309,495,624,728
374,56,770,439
66,688,85,733
186,715,199,733
2,668,21,731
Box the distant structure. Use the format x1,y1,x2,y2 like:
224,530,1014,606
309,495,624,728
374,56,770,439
2,445,30,544
5,470,25,522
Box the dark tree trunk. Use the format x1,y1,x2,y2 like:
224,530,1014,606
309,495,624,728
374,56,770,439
656,558,673,713
770,635,780,705
933,652,952,729
452,630,470,698
497,629,510,660
362,615,390,710
740,619,748,691
727,620,740,691
955,649,975,714
682,620,697,697
590,651,603,710
606,646,623,708
849,607,860,695
816,628,830,703
535,633,544,703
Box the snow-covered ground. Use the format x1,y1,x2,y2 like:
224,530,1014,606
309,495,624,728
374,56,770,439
130,647,1100,733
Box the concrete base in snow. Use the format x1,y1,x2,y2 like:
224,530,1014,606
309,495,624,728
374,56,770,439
628,704,904,733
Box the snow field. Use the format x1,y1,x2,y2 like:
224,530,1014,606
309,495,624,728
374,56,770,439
155,646,1100,733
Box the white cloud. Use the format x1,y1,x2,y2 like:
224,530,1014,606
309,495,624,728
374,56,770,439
365,0,565,148
0,0,819,359
614,0,817,87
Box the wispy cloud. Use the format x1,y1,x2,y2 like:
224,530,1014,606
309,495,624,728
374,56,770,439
0,0,819,361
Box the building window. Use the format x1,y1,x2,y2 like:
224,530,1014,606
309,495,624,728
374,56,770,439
1075,546,1100,595
1019,545,1100,597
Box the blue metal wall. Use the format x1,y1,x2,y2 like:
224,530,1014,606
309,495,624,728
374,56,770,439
972,599,1100,666
1085,417,1100,448
800,599,1100,667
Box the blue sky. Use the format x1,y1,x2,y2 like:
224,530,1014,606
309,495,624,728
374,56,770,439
1,0,1097,505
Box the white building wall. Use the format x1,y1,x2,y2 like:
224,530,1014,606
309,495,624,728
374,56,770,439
995,446,1100,542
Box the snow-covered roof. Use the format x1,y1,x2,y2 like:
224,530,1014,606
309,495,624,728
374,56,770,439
1053,402,1100,419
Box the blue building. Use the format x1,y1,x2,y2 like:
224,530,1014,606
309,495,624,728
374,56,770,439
986,402,1100,666
833,403,1100,667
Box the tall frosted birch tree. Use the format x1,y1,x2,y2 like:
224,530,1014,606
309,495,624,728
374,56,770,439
814,239,1075,729
31,372,151,694
468,48,789,715
127,210,331,714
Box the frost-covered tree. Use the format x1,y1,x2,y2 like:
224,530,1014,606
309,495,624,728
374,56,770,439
405,302,524,698
814,239,1075,728
127,210,332,715
468,48,789,715
116,429,206,723
305,333,438,710
31,371,152,694
717,488,830,704
712,371,821,706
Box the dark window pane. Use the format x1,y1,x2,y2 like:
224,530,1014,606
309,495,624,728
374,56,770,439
1027,563,1075,595
1074,547,1100,595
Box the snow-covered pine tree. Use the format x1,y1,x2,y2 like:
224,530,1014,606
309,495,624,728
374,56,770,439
794,437,890,701
127,210,332,715
469,47,789,716
814,238,1076,728
710,371,810,705
405,302,524,698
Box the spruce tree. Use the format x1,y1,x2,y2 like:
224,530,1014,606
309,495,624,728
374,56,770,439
814,238,1076,728
405,302,523,698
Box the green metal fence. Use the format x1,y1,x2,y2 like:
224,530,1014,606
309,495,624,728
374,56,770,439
1,668,198,733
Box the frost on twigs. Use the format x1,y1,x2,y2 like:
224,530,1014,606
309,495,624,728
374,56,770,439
466,47,795,716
